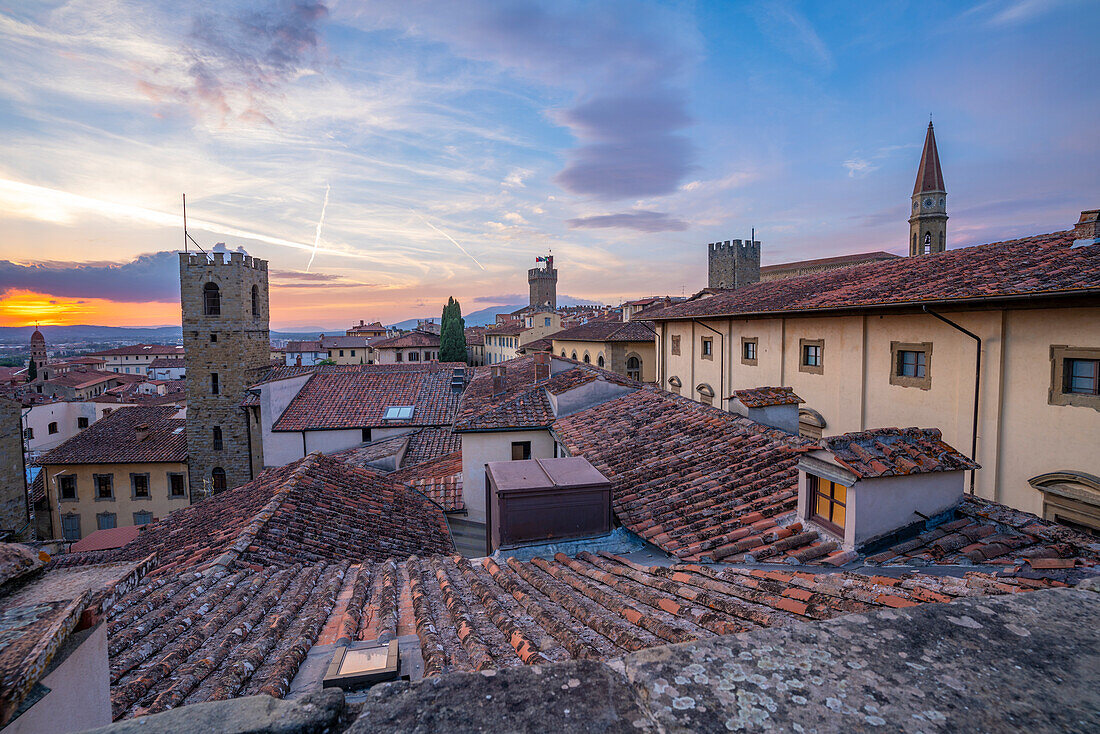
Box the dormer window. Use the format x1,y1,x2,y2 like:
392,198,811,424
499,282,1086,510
809,475,846,536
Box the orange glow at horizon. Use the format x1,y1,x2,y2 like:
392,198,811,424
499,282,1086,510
0,289,181,327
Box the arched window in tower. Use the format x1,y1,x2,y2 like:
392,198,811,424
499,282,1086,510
203,282,221,315
626,355,642,380
582,352,590,364
923,232,932,254
597,355,605,368
211,467,226,494
251,285,259,316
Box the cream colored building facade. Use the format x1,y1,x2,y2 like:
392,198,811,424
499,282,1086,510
648,274,1100,526
44,460,190,541
552,337,656,382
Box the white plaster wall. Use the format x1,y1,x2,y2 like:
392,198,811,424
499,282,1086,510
24,401,106,453
303,429,363,455
3,624,111,734
460,430,555,523
847,471,964,548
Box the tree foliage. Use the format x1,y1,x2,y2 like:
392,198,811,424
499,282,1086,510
27,356,36,380
440,297,467,363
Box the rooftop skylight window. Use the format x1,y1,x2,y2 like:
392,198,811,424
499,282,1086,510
382,405,414,421
323,639,399,690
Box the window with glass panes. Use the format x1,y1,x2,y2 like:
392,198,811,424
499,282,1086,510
803,344,821,367
897,349,927,378
810,475,846,533
1065,358,1099,395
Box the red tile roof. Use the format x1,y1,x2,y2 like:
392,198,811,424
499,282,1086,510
40,406,186,465
404,427,462,465
391,451,464,512
88,345,183,357
640,229,1099,321
550,320,656,343
730,386,804,408
371,331,441,349
147,358,185,368
71,525,143,552
42,370,119,389
272,366,463,431
818,427,980,479
553,387,813,561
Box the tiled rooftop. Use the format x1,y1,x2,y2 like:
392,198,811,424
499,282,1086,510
553,388,813,562
42,369,119,389
403,427,462,465
640,230,1100,321
550,320,656,343
371,331,441,349
55,452,454,576
390,451,464,512
729,386,804,408
272,367,464,431
40,406,186,465
819,427,980,478
88,345,184,357
759,250,899,274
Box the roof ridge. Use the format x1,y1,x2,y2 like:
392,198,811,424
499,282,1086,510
201,453,322,575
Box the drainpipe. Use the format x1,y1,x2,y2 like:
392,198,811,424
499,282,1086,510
923,306,980,495
693,319,725,406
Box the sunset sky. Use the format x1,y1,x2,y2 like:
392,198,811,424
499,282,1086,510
0,1,1097,329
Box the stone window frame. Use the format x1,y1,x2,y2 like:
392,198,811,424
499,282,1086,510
670,335,681,356
890,341,933,390
701,337,714,361
1029,471,1100,535
696,382,715,406
77,416,89,429
48,421,59,435
799,338,824,375
625,353,642,381
667,375,682,395
93,473,115,501
96,511,117,531
741,337,758,366
57,474,78,502
167,472,186,499
134,510,154,526
1049,346,1100,410
130,472,152,500
511,441,532,461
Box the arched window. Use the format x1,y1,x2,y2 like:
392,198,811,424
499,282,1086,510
571,351,578,360
923,232,932,254
695,382,715,406
667,375,682,395
211,467,226,494
597,355,605,368
203,282,221,315
251,285,259,316
626,355,642,380
583,352,591,364
561,350,567,357
798,408,827,441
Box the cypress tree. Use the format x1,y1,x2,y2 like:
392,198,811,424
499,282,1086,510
27,357,36,381
439,297,467,363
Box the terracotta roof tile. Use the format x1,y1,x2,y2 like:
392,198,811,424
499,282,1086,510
729,386,804,408
371,331,441,349
550,320,656,343
640,230,1098,320
40,406,186,465
819,427,979,478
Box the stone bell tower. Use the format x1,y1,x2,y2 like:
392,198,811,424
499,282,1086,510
909,121,948,256
528,254,557,310
180,249,270,502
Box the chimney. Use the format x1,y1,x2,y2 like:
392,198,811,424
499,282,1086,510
534,352,550,383
1072,209,1100,248
134,422,150,441
491,365,507,396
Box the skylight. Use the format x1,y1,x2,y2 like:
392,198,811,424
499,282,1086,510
382,405,414,421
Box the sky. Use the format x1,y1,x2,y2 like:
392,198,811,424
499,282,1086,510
0,0,1097,329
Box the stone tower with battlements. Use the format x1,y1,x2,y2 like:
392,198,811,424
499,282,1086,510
708,238,761,289
909,121,948,256
180,250,269,502
528,254,557,310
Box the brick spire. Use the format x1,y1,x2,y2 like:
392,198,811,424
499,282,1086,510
913,121,945,195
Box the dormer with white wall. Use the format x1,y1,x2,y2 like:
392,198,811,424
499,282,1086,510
728,386,803,434
797,427,979,551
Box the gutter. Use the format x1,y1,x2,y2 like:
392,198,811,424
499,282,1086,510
923,306,980,495
693,319,725,405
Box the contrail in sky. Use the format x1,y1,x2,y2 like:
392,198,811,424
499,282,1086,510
306,183,330,273
410,209,485,270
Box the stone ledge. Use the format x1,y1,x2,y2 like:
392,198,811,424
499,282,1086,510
79,689,346,734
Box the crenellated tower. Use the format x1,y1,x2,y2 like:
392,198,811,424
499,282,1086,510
179,250,270,502
707,238,760,289
528,254,557,309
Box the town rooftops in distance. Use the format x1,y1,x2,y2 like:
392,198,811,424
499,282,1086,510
370,331,441,349
86,344,184,357
550,320,656,342
639,213,1100,321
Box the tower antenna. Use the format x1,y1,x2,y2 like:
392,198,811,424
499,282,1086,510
181,193,207,255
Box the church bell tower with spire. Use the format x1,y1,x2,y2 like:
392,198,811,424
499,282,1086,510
909,120,948,256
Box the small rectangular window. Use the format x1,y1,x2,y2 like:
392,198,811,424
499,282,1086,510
213,426,223,450
1065,358,1100,395
395,353,403,362
58,475,77,500
97,512,117,530
210,333,218,342
511,441,532,461
361,428,372,443
701,337,713,360
48,422,58,434
131,473,150,499
168,473,186,498
409,352,420,362
351,350,356,357
891,342,932,389
134,511,153,526
77,417,89,429
799,339,824,374
810,476,846,535
741,337,758,366
211,373,220,395
340,350,345,357
94,474,114,500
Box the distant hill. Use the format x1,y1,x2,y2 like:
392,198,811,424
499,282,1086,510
0,324,329,346
389,296,607,330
